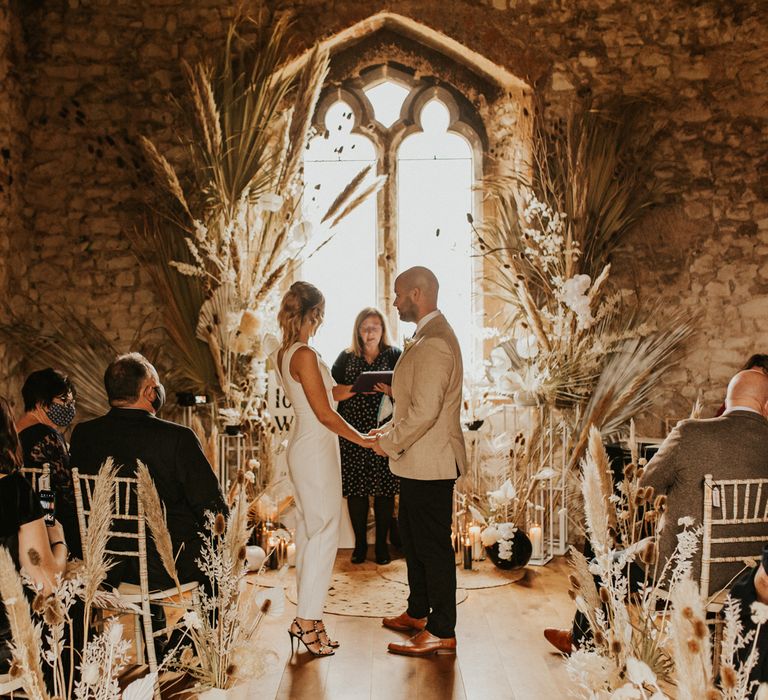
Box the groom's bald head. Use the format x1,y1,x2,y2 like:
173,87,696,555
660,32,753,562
394,266,439,323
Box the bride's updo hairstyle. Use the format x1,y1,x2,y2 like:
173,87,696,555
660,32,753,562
278,281,325,350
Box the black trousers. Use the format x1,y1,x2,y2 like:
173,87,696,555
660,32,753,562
399,476,456,638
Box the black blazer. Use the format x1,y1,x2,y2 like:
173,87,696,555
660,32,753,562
69,407,226,589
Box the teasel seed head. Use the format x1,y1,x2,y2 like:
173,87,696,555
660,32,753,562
225,663,237,677
641,541,656,565
260,598,272,614
682,606,694,620
594,630,605,646
687,637,700,654
31,593,46,613
721,665,737,689
705,689,722,700
610,639,622,655
213,513,226,535
27,548,41,566
623,463,636,480
599,587,610,604
693,618,707,639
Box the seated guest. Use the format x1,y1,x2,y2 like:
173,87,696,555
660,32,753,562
727,545,768,690
69,353,227,591
545,369,768,654
16,367,81,558
0,396,68,672
716,354,768,416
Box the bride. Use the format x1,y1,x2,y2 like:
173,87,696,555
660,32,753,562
275,281,376,657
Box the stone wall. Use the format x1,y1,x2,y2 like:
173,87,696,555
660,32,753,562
0,0,27,383
5,0,768,429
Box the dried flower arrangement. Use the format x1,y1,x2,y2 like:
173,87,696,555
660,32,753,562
136,12,384,438
137,462,271,691
476,99,695,473
565,429,767,699
0,459,153,700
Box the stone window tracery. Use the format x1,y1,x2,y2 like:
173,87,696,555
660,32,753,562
302,66,484,367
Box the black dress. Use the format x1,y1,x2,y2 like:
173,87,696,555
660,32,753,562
332,346,402,498
0,471,44,671
19,423,81,558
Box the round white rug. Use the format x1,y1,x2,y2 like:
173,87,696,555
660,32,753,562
377,557,526,590
251,560,468,617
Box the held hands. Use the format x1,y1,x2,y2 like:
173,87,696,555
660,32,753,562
357,434,379,449
373,382,392,396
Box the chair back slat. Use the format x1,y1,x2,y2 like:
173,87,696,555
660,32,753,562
701,474,768,598
20,464,50,492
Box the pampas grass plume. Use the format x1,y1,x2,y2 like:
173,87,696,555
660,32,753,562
136,460,181,590
0,547,49,698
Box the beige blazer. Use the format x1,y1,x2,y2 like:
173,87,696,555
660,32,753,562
378,313,467,480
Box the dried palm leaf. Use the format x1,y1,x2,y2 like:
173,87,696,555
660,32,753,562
0,309,118,420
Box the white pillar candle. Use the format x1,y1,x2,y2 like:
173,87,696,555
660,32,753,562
530,525,543,559
286,542,296,567
558,507,567,547
469,524,482,559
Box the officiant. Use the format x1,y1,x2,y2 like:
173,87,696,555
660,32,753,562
332,308,402,565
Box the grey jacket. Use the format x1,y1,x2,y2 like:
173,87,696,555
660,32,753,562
378,313,467,480
640,410,768,595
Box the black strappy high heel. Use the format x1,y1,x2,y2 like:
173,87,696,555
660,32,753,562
288,618,335,657
314,620,340,649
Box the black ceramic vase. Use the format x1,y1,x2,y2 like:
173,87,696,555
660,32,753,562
485,529,533,570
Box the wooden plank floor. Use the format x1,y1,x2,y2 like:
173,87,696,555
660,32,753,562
243,551,573,700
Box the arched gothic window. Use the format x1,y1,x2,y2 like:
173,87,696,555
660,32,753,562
302,66,484,367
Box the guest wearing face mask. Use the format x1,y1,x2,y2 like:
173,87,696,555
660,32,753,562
17,368,81,558
69,353,227,590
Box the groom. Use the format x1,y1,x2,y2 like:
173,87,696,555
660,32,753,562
372,266,467,656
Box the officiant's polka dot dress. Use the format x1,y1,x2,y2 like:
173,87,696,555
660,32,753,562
331,346,402,497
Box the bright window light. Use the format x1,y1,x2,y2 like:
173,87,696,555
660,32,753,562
302,101,378,364
397,99,475,365
364,80,410,128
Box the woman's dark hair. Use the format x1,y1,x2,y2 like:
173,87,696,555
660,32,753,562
743,354,768,373
0,396,22,473
21,368,76,412
104,352,153,404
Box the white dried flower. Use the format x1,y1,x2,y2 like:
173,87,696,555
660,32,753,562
81,661,100,686
480,526,499,547
244,470,256,484
183,610,203,631
751,601,768,625
625,657,657,686
107,620,124,646
258,192,284,212
677,516,695,527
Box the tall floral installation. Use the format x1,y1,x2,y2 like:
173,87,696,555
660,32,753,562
136,13,383,488
458,100,695,568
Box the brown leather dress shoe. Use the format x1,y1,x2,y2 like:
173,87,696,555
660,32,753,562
543,628,573,655
388,630,457,657
382,611,428,633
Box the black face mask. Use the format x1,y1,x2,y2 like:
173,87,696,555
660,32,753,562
151,383,166,413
